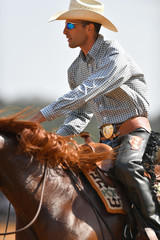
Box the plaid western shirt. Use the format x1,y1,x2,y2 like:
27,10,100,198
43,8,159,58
41,34,149,136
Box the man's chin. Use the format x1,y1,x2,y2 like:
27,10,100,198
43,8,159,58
68,43,78,49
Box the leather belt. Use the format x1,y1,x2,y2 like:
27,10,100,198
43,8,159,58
100,117,151,140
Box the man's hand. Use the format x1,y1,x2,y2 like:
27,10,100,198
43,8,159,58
28,111,46,123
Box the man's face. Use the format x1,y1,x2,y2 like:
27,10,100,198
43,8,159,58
63,21,90,49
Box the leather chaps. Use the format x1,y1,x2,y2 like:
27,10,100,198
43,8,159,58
112,129,160,238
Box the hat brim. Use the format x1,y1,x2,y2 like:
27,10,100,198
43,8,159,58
49,9,118,32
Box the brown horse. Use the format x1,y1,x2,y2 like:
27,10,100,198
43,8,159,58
0,111,127,240
0,110,159,240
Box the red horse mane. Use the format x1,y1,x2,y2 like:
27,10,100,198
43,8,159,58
0,108,113,171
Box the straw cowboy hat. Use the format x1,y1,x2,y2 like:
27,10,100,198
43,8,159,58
49,0,118,32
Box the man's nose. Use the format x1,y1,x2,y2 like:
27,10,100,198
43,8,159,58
63,25,68,35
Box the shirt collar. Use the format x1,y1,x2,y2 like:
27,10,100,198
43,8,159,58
79,34,104,62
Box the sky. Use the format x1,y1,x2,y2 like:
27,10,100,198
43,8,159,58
0,0,160,119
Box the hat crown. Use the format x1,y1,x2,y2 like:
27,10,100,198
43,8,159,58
49,0,118,32
69,0,104,15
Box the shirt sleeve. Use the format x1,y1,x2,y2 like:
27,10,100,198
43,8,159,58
41,50,132,121
56,103,93,136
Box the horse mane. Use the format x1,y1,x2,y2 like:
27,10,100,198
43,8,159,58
0,108,111,171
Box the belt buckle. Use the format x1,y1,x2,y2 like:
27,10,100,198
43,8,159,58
102,124,114,139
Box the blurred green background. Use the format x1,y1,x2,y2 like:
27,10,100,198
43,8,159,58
0,98,159,143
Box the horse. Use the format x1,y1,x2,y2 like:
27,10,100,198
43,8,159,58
0,110,159,240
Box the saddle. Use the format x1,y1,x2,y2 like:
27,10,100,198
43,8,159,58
79,133,129,215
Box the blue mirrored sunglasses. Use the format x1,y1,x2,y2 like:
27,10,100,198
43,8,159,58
65,22,89,30
65,22,79,30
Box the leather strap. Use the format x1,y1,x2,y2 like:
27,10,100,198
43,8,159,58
118,117,151,136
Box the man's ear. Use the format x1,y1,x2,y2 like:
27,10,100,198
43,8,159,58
88,23,95,32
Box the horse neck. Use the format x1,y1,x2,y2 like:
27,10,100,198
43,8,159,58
0,132,18,192
0,132,42,211
0,132,76,221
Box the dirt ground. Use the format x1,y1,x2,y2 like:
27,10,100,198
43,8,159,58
0,223,15,240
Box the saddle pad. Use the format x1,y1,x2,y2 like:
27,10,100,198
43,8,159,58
82,168,126,215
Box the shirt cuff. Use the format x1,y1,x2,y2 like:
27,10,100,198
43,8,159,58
40,105,55,121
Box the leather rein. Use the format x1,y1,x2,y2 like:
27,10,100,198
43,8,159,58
0,160,47,237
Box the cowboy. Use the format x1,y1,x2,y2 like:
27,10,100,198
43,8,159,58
29,0,160,238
